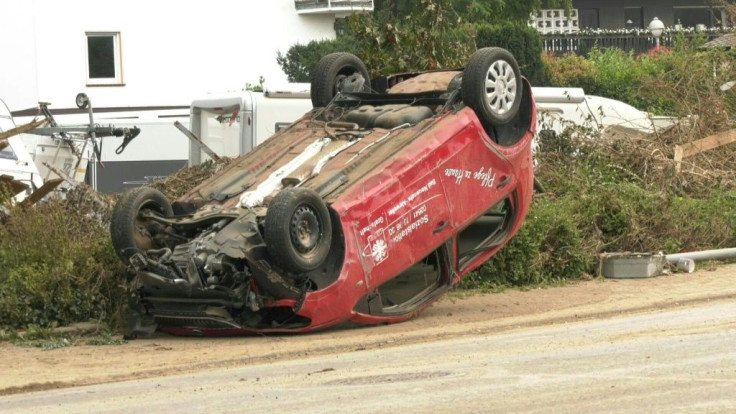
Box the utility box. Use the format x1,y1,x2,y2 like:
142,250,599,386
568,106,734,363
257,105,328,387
600,253,666,279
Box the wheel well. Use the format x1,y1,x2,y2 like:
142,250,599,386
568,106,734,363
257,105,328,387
488,78,535,147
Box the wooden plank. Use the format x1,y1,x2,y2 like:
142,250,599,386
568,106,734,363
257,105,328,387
674,129,736,174
18,178,63,207
676,129,736,159
0,174,30,196
0,118,48,142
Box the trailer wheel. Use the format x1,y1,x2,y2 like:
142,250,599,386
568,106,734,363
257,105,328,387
462,47,522,127
265,188,332,273
75,93,89,109
311,52,370,108
110,187,173,260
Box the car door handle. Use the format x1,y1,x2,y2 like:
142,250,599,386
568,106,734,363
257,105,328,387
496,175,511,189
433,220,449,234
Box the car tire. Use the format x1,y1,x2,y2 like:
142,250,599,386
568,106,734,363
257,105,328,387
265,187,332,274
461,47,523,126
110,187,173,260
310,52,370,108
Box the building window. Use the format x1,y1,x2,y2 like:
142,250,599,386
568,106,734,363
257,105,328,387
578,8,599,29
674,7,726,28
86,32,122,85
625,7,644,29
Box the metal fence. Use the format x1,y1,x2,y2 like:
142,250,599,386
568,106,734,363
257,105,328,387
542,32,723,55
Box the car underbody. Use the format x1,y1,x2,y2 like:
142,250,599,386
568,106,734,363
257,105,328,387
112,49,536,337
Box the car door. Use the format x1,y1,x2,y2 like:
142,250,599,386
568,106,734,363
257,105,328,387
438,120,517,231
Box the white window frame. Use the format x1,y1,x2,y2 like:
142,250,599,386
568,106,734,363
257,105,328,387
85,32,123,86
531,9,579,34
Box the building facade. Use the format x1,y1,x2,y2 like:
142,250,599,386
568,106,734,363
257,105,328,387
533,0,730,33
0,0,372,113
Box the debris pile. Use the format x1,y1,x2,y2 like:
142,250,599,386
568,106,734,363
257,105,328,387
149,158,233,200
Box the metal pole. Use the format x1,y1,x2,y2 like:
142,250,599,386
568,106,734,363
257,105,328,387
174,120,221,162
666,248,736,262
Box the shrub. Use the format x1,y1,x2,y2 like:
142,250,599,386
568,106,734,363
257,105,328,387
277,36,361,82
542,52,598,92
463,197,592,289
0,198,126,330
344,0,476,76
476,23,548,85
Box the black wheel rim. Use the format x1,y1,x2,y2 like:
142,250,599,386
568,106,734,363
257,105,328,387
290,205,321,254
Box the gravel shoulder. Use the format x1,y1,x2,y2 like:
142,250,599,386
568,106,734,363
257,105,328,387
1,263,735,396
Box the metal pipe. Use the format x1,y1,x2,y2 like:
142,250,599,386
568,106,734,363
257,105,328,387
663,248,736,274
665,248,736,262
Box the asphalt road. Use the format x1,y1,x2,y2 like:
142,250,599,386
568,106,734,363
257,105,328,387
2,300,735,413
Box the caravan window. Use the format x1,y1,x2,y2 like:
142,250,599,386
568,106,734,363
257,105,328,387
86,32,123,85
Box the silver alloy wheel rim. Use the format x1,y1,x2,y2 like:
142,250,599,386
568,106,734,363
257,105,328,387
484,60,517,115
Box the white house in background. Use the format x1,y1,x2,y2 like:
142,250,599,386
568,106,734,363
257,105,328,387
0,0,373,193
1,0,372,112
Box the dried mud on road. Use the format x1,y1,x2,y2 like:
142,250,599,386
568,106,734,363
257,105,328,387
2,263,735,396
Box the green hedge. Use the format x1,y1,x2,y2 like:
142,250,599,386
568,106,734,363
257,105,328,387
0,199,126,329
277,36,361,82
475,23,547,85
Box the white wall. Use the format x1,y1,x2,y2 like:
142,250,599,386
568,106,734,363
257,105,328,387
0,0,336,112
0,1,40,111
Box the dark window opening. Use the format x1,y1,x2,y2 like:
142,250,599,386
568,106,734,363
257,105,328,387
674,7,723,28
625,7,644,29
457,197,514,269
579,8,600,29
87,35,116,79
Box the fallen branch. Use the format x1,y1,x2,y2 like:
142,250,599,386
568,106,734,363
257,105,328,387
0,118,48,142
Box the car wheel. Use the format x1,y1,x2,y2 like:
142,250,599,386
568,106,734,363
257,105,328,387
461,47,522,126
310,52,370,108
265,188,332,273
110,187,173,260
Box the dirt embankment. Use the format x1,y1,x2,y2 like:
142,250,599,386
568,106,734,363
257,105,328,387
1,263,735,396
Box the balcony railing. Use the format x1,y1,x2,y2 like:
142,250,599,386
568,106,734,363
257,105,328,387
542,30,726,56
295,0,374,15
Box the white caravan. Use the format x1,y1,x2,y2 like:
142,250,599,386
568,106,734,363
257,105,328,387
188,84,313,165
0,98,44,201
11,85,313,194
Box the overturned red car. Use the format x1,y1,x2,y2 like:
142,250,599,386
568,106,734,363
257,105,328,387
111,47,537,337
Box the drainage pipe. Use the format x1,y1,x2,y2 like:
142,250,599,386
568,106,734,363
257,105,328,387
665,247,736,273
